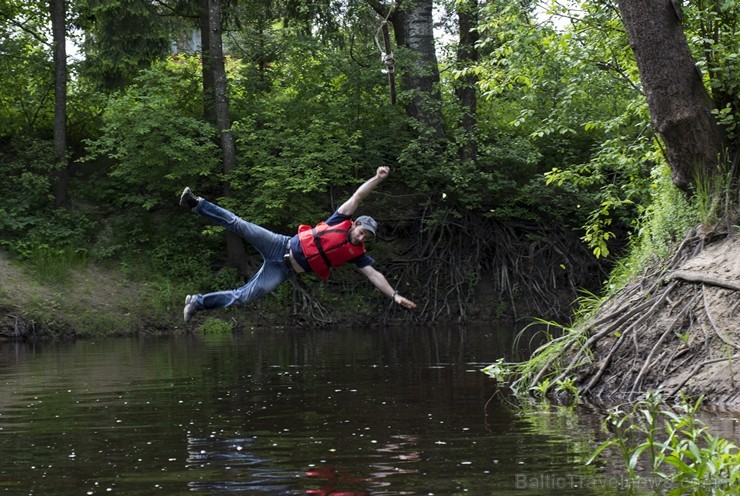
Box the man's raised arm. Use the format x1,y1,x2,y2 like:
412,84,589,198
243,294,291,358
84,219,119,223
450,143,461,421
337,166,390,216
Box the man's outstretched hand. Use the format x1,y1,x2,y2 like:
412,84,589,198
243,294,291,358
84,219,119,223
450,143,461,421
394,294,417,310
376,166,390,181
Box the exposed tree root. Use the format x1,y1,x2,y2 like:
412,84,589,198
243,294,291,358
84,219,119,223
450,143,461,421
668,270,740,291
628,293,699,397
288,278,333,325
517,225,740,406
276,205,605,325
380,209,604,323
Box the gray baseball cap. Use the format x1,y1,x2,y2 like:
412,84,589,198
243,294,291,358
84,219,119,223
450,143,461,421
355,215,377,236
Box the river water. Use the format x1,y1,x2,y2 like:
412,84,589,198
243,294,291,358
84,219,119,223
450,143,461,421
0,325,737,495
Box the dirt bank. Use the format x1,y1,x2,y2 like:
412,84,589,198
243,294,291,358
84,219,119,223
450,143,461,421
0,253,182,339
511,221,740,407
573,227,739,406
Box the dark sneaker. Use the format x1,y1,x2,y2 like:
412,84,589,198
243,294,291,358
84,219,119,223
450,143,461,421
179,187,200,209
184,294,198,322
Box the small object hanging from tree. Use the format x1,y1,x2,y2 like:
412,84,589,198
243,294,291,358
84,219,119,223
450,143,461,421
375,19,396,105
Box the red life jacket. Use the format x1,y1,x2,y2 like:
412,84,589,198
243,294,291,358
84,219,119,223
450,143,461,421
297,219,366,280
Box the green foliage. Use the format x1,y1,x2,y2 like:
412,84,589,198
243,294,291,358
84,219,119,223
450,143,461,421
606,164,699,293
588,393,740,489
83,56,221,211
77,0,173,90
530,377,551,398
24,244,88,284
544,125,658,258
683,0,740,141
24,291,67,336
199,317,235,335
525,375,579,404
463,0,646,234
231,113,363,227
0,138,98,254
0,0,74,139
553,376,580,401
474,0,738,261
505,319,591,397
227,35,406,227
0,138,57,239
481,358,511,382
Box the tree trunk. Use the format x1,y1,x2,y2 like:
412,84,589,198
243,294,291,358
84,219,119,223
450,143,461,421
51,0,68,207
401,0,443,133
455,0,478,162
367,0,443,133
199,0,216,123
205,0,248,274
207,0,237,178
366,0,405,44
615,0,727,192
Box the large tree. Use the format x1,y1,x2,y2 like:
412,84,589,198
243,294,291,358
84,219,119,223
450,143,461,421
203,0,249,274
455,0,479,162
368,0,444,132
615,0,729,191
51,0,68,207
79,0,171,90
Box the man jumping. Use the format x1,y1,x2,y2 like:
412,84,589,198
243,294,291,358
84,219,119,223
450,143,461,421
180,166,416,322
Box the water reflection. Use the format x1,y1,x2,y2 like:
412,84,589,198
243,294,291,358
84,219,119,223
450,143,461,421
186,436,265,466
0,326,737,495
305,466,369,495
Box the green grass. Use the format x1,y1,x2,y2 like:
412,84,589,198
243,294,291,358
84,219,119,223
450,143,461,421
26,245,88,284
692,161,736,227
200,317,234,334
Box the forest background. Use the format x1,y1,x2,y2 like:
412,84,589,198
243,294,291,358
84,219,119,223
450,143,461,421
0,0,737,337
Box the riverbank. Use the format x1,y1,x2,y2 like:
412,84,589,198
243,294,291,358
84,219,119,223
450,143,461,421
0,248,425,338
0,251,184,338
514,225,740,408
575,228,740,406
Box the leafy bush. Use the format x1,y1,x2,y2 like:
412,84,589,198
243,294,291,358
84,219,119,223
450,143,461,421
83,56,221,212
0,138,98,256
200,317,235,335
606,163,698,292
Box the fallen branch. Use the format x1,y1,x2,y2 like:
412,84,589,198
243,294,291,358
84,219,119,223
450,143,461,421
667,270,740,291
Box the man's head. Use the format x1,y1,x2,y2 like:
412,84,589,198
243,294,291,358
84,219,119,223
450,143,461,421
350,215,377,245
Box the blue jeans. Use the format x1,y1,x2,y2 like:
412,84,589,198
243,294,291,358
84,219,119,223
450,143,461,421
189,199,292,311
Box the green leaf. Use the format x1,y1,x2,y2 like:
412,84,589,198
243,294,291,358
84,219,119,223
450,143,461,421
586,440,615,465
629,444,649,471
663,454,693,475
